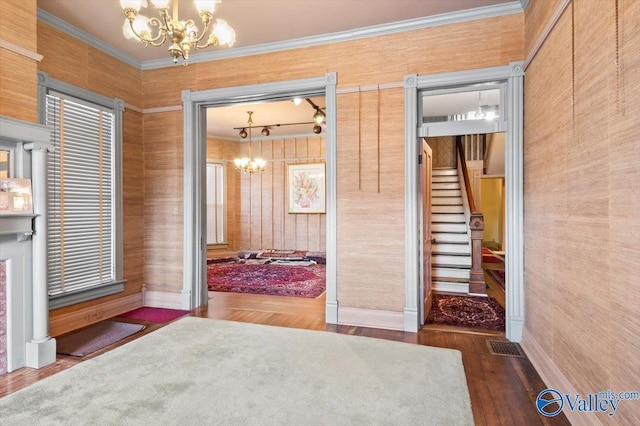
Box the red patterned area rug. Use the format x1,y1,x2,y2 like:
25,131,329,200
207,262,326,298
426,294,505,331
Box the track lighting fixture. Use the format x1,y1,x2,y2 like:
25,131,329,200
239,128,247,138
261,127,270,136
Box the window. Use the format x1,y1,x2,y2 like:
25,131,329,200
39,72,124,309
206,162,226,245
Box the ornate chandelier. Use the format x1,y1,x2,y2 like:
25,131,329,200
120,0,235,65
234,111,266,174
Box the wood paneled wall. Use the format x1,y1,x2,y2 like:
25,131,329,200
0,0,38,122
142,13,524,312
523,1,639,424
207,136,326,253
36,22,145,320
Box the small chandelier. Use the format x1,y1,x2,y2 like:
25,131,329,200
234,111,266,174
120,0,236,65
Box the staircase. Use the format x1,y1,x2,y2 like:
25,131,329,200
431,168,471,293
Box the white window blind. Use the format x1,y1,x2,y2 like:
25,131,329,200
206,162,226,244
45,92,115,297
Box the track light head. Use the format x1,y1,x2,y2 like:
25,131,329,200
239,128,247,138
261,127,270,136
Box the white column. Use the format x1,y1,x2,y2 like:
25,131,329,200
24,141,57,368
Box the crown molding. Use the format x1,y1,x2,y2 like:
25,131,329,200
38,2,523,71
37,8,141,69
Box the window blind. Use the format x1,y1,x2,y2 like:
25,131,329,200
206,162,225,244
46,93,115,297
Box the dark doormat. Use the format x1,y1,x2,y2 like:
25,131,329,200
56,321,145,357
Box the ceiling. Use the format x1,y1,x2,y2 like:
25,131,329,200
37,0,514,139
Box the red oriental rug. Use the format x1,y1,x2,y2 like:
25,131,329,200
118,307,190,323
207,262,325,298
426,294,505,331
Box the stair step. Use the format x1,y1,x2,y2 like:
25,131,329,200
432,205,464,214
431,232,468,244
432,254,472,268
433,281,469,294
432,243,470,255
432,169,457,176
431,223,467,233
431,276,469,284
432,182,460,190
432,197,463,206
432,176,459,183
432,189,462,197
432,267,470,280
431,213,466,223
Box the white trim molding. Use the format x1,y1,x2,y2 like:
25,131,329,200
37,3,523,71
37,8,141,69
338,307,404,331
143,291,183,310
404,62,525,338
0,39,43,62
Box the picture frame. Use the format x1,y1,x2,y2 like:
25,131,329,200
287,162,326,214
0,178,33,214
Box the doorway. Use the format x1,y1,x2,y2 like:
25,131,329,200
403,63,525,341
204,97,328,301
182,73,339,324
421,133,507,331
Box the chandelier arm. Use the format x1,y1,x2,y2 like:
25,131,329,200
192,21,214,49
127,17,168,46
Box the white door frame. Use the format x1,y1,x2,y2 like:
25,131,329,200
403,62,525,341
181,72,339,324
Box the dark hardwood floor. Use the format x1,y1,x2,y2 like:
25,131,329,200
1,288,569,426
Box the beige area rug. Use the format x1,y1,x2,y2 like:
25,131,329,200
0,317,473,425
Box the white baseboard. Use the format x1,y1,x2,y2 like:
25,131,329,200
433,281,469,294
325,300,338,324
338,307,404,331
144,291,183,310
521,328,602,426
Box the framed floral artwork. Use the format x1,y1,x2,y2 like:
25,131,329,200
287,163,326,214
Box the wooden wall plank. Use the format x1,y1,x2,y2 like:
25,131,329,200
524,1,640,424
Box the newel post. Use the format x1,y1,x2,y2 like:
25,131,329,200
469,213,486,295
